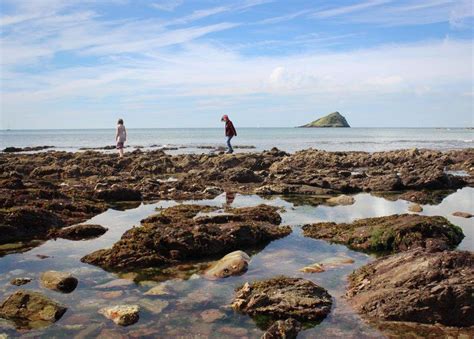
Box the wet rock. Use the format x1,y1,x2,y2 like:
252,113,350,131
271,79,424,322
40,271,78,293
303,214,464,253
139,299,168,314
100,291,124,299
300,257,355,273
200,309,225,323
397,190,454,205
231,276,332,325
2,146,54,153
94,187,142,201
227,168,264,183
0,207,65,244
10,278,32,286
95,279,134,289
262,318,302,339
326,194,355,206
203,250,250,280
452,211,472,218
347,249,474,327
50,224,108,240
408,203,423,213
82,204,291,270
0,290,67,328
144,284,172,296
98,305,140,326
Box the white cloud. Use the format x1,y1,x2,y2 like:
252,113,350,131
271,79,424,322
151,0,183,12
312,0,391,18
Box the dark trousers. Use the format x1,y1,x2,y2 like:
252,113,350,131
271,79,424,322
226,136,234,153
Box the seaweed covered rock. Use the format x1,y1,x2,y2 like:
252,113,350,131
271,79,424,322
50,224,108,240
302,214,464,253
81,204,291,270
40,271,78,293
0,290,67,329
231,276,332,326
347,249,474,327
262,318,302,339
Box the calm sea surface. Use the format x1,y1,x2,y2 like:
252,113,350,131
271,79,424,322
1,128,473,153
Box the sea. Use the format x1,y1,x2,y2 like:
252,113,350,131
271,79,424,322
1,127,473,153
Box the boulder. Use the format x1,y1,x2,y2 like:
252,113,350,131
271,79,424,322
227,168,264,183
408,203,423,213
82,204,290,270
10,278,32,286
262,318,302,339
0,290,67,328
326,194,355,206
50,224,108,240
203,250,250,280
347,249,474,327
452,211,472,218
94,187,142,201
231,276,332,326
98,305,140,326
303,214,464,253
299,257,355,273
40,271,78,293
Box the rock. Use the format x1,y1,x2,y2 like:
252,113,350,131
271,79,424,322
98,305,140,326
144,284,172,296
203,186,223,195
139,299,168,314
203,250,250,280
262,318,302,339
100,291,124,299
326,194,355,206
10,277,32,286
95,279,134,289
452,211,473,218
303,214,464,253
408,203,423,213
40,271,78,293
82,204,291,271
299,257,354,273
218,326,248,337
347,249,474,327
299,111,350,128
227,168,264,183
231,276,332,325
0,290,67,328
200,309,225,323
94,187,142,201
50,224,108,240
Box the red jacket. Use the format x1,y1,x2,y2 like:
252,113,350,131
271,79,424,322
225,120,237,137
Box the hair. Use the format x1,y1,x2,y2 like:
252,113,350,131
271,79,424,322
118,119,124,125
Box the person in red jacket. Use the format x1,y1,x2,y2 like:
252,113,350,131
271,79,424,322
221,114,237,154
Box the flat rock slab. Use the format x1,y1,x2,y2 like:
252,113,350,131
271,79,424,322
81,204,291,271
40,271,78,293
231,276,332,327
0,290,67,329
50,224,108,240
302,214,464,253
347,249,474,327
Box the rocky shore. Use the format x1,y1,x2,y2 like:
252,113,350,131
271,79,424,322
0,147,473,336
1,147,472,246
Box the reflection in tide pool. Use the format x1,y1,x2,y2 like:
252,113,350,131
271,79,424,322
0,188,472,338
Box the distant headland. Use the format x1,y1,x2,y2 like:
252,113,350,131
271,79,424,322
299,111,350,128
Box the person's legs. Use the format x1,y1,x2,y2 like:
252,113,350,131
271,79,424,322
117,142,124,157
226,136,234,153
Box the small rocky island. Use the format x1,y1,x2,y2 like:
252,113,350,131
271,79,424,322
300,111,350,128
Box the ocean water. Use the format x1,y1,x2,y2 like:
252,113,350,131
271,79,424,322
1,127,473,153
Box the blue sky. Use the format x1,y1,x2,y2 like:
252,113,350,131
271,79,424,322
0,0,472,128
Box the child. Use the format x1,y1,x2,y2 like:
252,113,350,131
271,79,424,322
116,119,127,157
221,114,237,154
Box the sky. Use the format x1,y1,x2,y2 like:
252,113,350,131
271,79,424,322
0,0,473,129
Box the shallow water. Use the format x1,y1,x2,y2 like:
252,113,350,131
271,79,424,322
0,188,472,338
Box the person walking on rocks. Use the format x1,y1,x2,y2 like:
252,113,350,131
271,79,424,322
116,118,127,157
221,114,237,154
